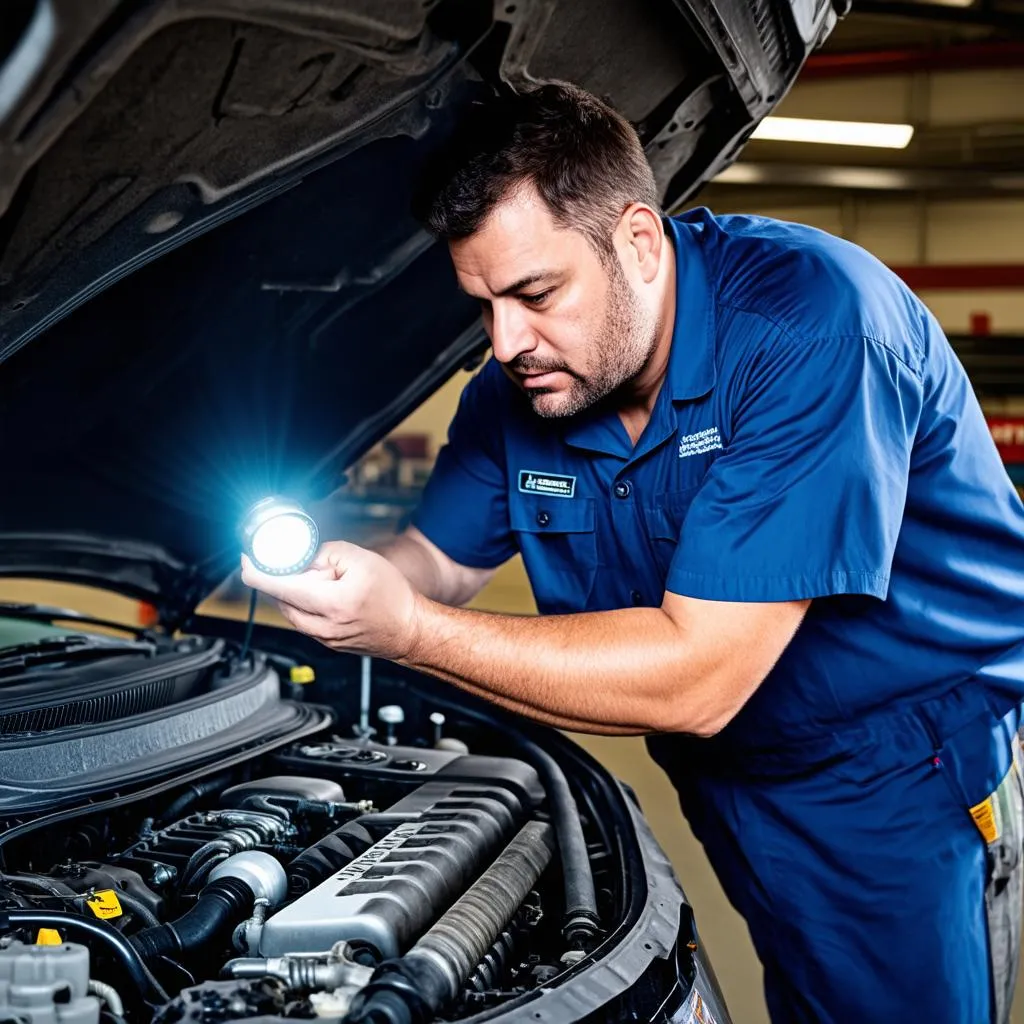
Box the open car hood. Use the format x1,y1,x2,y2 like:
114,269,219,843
0,0,836,620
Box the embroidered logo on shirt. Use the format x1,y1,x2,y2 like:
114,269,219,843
518,470,576,498
678,427,723,459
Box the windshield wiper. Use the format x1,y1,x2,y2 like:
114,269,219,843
0,634,156,677
0,602,153,639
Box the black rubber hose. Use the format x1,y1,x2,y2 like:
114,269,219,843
349,822,554,1024
157,772,234,826
112,890,162,930
239,589,258,664
0,910,168,1004
131,877,253,964
511,737,600,948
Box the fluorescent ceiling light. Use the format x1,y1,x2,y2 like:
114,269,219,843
751,116,915,149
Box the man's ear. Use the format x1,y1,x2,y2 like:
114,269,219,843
619,204,665,284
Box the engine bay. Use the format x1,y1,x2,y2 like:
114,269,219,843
0,620,620,1024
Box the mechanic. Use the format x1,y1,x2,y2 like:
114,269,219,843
242,83,1024,1024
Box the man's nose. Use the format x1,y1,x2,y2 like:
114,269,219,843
489,302,538,365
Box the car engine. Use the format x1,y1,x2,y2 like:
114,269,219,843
0,631,610,1024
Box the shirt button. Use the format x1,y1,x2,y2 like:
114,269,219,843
614,481,632,499
630,589,644,606
536,511,551,527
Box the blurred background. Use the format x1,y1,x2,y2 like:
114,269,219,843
2,1,1022,1020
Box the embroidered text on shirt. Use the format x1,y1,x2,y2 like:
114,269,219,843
678,427,723,458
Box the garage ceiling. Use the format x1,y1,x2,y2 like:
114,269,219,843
700,0,1024,207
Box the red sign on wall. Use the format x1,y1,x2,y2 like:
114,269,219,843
988,419,1024,464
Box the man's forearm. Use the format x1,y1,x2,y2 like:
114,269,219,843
417,669,648,734
401,598,706,736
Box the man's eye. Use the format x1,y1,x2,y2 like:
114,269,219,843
521,291,551,306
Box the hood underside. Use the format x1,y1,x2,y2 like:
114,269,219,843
0,0,835,616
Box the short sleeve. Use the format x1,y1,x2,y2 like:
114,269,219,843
667,332,924,603
411,364,517,569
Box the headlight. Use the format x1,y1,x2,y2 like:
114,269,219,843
241,497,319,576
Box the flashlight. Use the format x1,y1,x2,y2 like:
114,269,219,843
241,497,320,576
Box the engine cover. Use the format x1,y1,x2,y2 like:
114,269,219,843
276,741,544,810
260,780,529,960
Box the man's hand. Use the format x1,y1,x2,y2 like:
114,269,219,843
240,542,424,661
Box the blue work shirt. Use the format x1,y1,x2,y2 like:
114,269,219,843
413,208,1024,753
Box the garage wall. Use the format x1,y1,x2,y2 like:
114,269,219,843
775,67,1024,125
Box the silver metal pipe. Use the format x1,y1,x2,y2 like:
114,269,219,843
209,851,288,908
223,941,373,993
359,656,372,735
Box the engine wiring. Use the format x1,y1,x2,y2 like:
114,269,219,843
239,588,258,664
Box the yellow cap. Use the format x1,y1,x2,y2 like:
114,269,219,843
290,665,315,684
36,928,63,945
86,890,123,920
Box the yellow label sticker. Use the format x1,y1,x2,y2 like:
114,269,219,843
970,796,999,844
289,665,315,684
35,928,63,945
86,889,123,920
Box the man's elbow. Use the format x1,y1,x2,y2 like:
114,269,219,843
646,603,791,738
687,709,733,739
658,678,753,738
660,705,733,739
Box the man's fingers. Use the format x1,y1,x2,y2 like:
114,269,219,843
310,541,361,573
240,555,332,615
275,600,360,652
275,600,331,638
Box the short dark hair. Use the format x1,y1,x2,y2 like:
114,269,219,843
414,82,660,261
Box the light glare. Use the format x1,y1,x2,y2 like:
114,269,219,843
751,116,914,149
251,514,315,573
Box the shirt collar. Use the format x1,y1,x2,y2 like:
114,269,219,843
664,212,717,403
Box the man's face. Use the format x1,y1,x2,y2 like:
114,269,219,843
450,185,659,418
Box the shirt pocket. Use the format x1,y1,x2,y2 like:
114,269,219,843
510,494,597,614
641,486,701,579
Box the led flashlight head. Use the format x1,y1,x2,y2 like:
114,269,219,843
241,497,319,576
